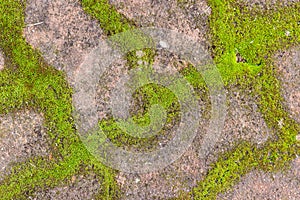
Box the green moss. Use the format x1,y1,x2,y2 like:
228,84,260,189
98,82,180,149
81,0,133,35
0,0,299,199
0,0,119,199
126,48,156,69
189,0,300,199
209,0,300,64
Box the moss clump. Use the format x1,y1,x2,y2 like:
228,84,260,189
0,0,299,199
189,0,300,199
0,0,121,199
81,0,134,35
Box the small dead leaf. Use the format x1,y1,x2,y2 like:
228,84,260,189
71,175,76,183
49,153,53,160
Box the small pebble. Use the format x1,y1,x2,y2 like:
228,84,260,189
159,41,169,49
136,50,144,58
137,60,143,66
71,175,77,183
278,118,284,129
135,177,140,184
0,50,4,71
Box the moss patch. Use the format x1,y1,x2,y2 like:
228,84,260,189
0,0,123,199
189,0,300,199
0,0,299,199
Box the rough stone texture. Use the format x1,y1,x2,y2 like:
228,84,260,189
22,0,297,199
96,54,271,199
222,87,270,145
274,47,300,123
218,157,300,200
30,174,101,200
110,0,211,43
0,110,50,179
202,86,271,166
0,50,4,71
24,0,104,84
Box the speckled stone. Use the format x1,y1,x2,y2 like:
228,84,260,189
0,110,50,180
218,158,300,200
0,50,4,71
30,174,101,200
274,47,300,123
24,0,104,84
